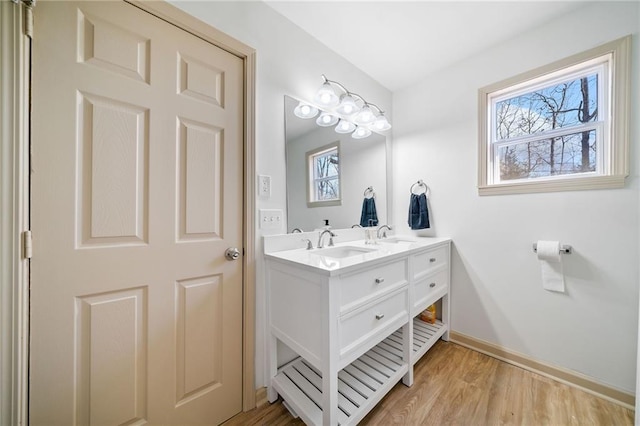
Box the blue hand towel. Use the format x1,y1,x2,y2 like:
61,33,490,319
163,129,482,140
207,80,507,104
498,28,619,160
408,193,430,230
360,197,378,227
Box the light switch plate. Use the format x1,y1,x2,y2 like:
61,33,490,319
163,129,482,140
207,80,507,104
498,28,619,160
259,209,283,230
258,175,271,197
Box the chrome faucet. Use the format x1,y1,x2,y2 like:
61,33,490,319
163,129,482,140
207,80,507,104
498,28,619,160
291,228,303,233
377,225,392,239
301,238,313,250
317,229,337,249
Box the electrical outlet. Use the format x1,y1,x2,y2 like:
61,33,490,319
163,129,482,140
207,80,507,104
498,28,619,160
258,175,271,197
259,209,283,230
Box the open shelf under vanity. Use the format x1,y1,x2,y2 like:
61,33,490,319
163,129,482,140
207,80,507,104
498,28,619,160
272,319,448,425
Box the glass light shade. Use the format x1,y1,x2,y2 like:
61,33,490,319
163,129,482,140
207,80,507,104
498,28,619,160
354,105,376,125
336,94,360,116
293,102,319,119
335,119,356,134
352,126,372,139
373,114,391,131
314,82,339,107
316,112,339,127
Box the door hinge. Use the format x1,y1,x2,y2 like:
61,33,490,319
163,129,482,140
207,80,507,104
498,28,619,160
24,6,33,38
23,230,32,259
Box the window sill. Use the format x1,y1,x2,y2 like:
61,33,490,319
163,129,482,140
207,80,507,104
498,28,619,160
307,199,342,208
478,174,627,196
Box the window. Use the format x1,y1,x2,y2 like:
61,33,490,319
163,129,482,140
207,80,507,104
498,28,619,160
307,143,341,207
478,36,630,195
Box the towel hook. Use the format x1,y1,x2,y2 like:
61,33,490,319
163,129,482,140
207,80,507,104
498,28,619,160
410,180,428,195
363,186,375,199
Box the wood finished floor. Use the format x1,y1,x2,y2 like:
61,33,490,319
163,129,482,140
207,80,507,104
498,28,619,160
224,341,634,425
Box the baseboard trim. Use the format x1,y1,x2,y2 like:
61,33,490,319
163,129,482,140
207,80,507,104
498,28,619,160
255,387,268,409
449,331,635,410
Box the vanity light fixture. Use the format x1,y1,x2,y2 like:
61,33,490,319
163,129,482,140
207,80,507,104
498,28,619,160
352,126,372,139
316,112,339,127
373,114,391,131
354,104,376,125
314,80,340,107
335,119,356,134
336,93,359,116
296,75,392,139
293,102,319,119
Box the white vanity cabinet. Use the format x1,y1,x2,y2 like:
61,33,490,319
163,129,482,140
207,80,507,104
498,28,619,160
406,243,450,374
265,237,451,426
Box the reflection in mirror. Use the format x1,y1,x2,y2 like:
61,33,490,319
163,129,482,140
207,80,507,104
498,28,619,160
285,95,387,232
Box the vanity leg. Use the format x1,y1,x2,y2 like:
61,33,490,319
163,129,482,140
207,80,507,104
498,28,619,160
267,334,279,403
322,367,339,426
401,321,413,387
442,292,450,342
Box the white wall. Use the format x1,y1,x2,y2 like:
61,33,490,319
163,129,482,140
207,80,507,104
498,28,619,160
392,2,640,393
169,1,392,388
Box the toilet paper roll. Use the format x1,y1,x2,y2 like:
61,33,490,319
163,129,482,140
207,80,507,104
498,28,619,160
537,240,565,293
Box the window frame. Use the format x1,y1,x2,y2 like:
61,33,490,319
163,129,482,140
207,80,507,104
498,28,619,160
306,142,342,208
478,36,631,195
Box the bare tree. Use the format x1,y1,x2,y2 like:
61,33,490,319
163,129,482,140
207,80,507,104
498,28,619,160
578,76,598,171
495,74,598,180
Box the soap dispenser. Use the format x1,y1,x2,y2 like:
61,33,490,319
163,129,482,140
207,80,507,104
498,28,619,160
365,219,377,245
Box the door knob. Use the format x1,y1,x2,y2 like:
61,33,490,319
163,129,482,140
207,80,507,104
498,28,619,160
225,247,241,261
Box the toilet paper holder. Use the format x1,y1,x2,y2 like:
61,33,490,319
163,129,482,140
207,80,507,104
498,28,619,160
532,243,572,254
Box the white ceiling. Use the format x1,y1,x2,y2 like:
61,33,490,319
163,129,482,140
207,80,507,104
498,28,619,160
264,1,591,92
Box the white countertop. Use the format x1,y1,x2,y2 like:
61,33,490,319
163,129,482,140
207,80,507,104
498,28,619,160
265,236,451,276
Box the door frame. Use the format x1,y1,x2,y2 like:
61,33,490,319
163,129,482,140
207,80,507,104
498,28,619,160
0,0,257,421
0,1,31,425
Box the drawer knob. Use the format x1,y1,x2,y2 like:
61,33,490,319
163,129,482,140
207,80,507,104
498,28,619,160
375,313,385,320
429,258,436,263
429,282,436,288
375,277,385,284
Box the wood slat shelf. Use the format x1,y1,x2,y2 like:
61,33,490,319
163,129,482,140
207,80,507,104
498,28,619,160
272,318,447,425
386,318,448,365
272,341,409,426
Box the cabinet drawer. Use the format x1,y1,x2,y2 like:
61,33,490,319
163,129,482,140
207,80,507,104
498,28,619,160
339,259,408,311
412,246,448,280
413,269,448,314
340,289,408,355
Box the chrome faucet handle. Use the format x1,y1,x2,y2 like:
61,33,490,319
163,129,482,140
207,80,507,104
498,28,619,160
377,225,393,239
302,238,313,250
317,229,337,248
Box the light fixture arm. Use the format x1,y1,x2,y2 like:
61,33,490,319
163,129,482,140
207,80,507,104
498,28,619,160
363,101,385,115
321,75,386,115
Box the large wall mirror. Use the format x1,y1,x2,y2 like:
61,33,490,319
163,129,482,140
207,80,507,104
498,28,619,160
285,95,388,231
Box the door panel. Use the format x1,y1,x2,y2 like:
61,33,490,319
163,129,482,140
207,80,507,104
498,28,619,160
78,92,150,246
31,2,244,425
75,287,148,425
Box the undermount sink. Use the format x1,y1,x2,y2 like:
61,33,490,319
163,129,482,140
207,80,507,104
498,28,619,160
312,246,377,259
380,237,417,244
